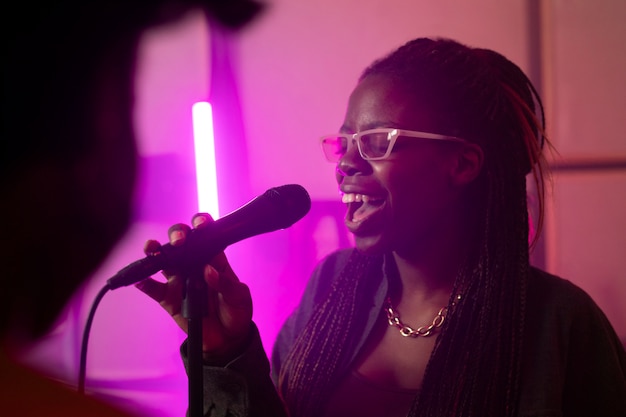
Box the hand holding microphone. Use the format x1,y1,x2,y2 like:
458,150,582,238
136,213,254,360
132,184,310,359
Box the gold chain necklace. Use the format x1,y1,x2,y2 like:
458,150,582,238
384,294,462,338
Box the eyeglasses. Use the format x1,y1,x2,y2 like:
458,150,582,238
319,128,468,162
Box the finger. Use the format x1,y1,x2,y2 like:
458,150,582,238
190,212,237,283
210,264,253,330
143,239,162,256
192,212,214,229
135,277,168,303
168,223,191,246
204,264,220,290
210,252,237,283
204,264,249,307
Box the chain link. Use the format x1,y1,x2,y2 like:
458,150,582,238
384,295,461,338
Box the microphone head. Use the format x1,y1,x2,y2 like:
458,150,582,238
263,184,311,228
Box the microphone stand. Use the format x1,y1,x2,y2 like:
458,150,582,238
183,267,209,417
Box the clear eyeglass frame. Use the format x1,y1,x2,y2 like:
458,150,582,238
319,128,468,162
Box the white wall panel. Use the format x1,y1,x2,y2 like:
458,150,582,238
542,0,626,340
236,0,531,198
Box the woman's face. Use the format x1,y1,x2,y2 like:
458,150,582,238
335,75,469,257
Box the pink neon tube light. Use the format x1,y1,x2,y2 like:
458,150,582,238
191,101,219,218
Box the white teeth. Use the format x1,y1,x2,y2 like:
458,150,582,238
341,193,375,204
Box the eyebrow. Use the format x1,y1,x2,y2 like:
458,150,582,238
339,122,402,134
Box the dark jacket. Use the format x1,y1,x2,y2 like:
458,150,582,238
186,249,626,416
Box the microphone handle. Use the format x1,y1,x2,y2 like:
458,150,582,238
107,254,167,290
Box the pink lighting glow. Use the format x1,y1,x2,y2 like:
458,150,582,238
192,101,219,218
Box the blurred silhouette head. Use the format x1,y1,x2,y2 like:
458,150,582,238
1,0,263,345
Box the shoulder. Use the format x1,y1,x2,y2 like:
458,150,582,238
528,266,582,297
305,248,355,302
525,265,625,367
520,268,626,416
312,248,355,276
282,248,355,327
271,248,355,379
525,266,625,374
527,267,610,322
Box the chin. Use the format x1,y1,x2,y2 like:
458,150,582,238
353,234,390,256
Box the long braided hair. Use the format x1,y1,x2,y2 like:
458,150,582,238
278,38,549,417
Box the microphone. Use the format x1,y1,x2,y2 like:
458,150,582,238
107,184,311,289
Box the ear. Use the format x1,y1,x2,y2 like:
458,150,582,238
449,143,484,186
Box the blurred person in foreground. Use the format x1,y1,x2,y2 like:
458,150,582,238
1,1,261,415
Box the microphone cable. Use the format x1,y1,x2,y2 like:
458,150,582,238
77,283,112,395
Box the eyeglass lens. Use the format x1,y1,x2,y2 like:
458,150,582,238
321,136,348,162
359,131,391,159
322,132,392,162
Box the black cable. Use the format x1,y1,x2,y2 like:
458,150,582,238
78,283,112,395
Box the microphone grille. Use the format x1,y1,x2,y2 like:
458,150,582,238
264,184,311,227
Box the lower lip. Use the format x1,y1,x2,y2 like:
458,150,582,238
344,201,386,236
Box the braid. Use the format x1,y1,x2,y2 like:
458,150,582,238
362,38,548,416
278,251,383,416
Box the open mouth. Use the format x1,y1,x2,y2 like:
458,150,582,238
342,193,385,223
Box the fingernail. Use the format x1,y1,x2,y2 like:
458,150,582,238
171,230,185,245
193,216,206,228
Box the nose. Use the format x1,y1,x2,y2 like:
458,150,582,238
335,141,369,182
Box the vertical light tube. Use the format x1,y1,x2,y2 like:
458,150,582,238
192,101,219,218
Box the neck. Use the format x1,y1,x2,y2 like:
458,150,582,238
390,216,470,304
390,250,459,303
384,245,464,332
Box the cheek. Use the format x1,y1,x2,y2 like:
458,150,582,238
380,154,455,225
